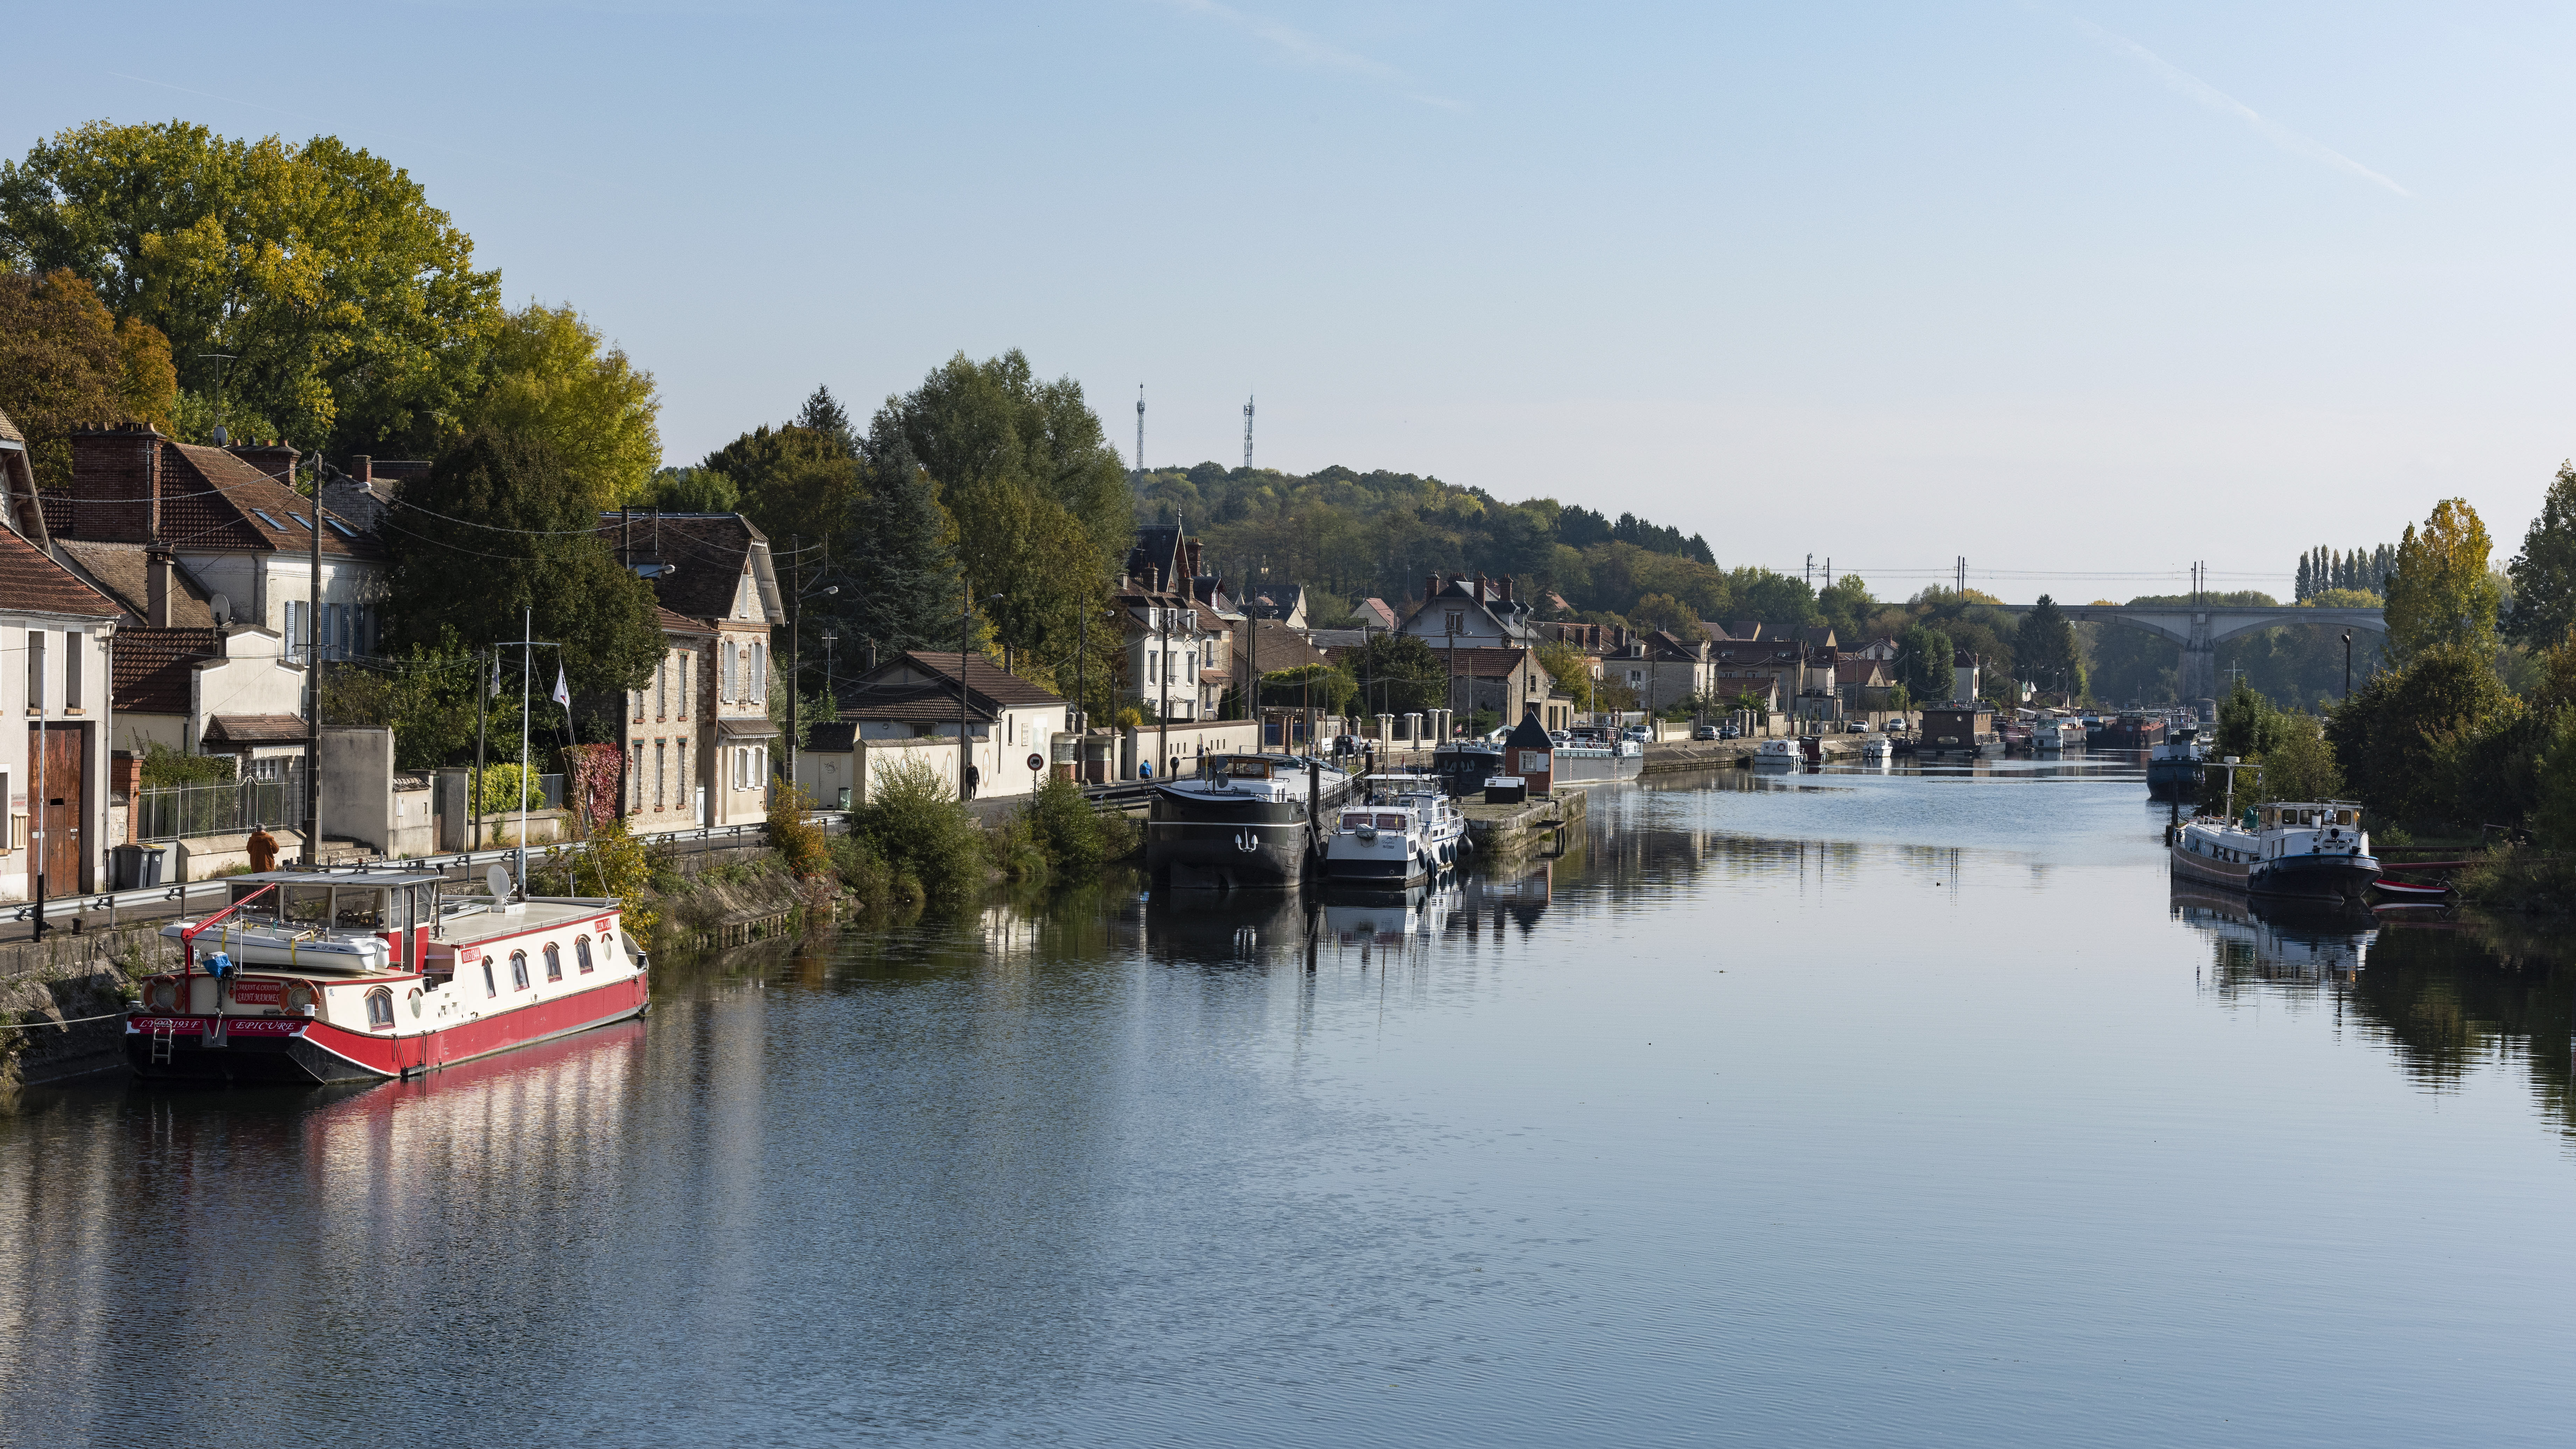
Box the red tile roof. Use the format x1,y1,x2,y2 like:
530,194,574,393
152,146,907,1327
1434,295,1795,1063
112,626,227,714
0,523,119,620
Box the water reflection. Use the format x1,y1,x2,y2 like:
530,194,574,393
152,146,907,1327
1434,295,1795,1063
2173,881,2576,1133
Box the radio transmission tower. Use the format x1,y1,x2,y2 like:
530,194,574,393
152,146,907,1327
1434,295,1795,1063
1135,385,1145,472
1242,395,1255,472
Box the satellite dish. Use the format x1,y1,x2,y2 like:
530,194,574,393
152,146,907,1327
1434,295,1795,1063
485,864,511,900
209,593,230,626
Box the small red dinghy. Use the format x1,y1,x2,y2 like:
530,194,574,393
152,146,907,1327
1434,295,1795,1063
2372,877,2453,901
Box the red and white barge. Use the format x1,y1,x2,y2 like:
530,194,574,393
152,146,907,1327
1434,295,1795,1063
126,870,649,1084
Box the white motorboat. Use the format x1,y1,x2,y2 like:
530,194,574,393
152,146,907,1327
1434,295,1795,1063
1752,737,1800,768
1323,776,1468,886
1859,736,1895,766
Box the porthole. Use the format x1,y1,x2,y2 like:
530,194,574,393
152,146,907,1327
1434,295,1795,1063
409,989,424,1020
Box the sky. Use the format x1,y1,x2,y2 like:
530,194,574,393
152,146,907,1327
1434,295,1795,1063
9,1,2575,605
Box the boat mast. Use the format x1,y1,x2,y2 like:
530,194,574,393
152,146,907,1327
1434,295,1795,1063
519,607,532,895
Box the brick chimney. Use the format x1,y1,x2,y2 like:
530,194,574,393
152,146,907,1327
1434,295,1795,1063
350,454,373,483
68,426,162,543
227,440,301,488
146,545,173,628
1425,574,1440,602
1500,575,1514,604
1475,572,1488,603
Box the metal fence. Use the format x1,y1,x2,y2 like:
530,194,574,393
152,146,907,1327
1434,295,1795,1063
134,777,308,842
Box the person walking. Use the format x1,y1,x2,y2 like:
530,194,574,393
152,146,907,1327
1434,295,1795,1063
246,825,279,873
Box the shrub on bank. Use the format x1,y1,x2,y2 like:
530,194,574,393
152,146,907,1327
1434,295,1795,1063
2457,843,2576,914
1019,774,1136,873
850,758,987,905
768,784,832,878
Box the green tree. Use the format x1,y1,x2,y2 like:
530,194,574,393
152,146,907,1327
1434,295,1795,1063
866,350,1130,679
793,384,855,457
2507,462,2576,648
1897,624,1953,703
0,268,176,487
0,120,500,456
837,436,958,657
2327,643,2519,826
318,641,483,769
2385,498,2502,664
702,422,861,560
1347,632,1448,718
2015,594,2085,699
461,302,659,510
382,429,663,696
637,465,738,513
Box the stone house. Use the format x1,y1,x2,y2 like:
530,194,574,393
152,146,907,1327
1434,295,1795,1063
836,652,1068,802
0,408,125,896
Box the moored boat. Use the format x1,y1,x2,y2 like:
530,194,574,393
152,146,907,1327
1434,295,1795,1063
2170,800,2378,903
1752,737,1800,768
2146,726,2205,800
1322,776,1466,886
1551,731,1644,783
129,870,649,1084
2032,717,2086,751
1859,735,1895,766
1147,752,1353,889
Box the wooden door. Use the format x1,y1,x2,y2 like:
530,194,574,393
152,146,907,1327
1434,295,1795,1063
31,726,83,895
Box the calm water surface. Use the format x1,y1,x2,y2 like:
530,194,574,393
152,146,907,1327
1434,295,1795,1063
6,760,2574,1447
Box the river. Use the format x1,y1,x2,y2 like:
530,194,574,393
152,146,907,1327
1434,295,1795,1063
5,758,2573,1447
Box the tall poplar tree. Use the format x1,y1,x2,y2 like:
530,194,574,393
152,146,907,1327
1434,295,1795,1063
2507,461,2576,648
2385,498,2501,664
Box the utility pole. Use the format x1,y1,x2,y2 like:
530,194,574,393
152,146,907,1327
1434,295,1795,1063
2342,631,2353,699
472,650,490,849
302,447,323,864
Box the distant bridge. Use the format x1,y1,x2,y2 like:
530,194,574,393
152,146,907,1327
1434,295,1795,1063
2000,604,2385,700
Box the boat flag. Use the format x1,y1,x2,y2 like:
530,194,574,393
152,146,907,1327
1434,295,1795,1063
552,664,572,711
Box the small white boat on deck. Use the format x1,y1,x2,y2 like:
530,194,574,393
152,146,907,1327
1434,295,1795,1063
1323,776,1467,886
1859,736,1895,766
1752,738,1801,769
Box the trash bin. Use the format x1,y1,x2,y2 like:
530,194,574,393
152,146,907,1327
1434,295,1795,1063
111,843,167,890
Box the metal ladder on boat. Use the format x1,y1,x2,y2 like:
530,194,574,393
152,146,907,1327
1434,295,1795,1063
147,1016,178,1065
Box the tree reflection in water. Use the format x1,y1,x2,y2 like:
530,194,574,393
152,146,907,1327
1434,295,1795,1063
2177,885,2576,1133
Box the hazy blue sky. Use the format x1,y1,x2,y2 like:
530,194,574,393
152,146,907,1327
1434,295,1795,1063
10,2,2573,602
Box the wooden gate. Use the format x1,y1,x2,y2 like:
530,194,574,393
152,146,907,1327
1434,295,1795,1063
35,724,83,894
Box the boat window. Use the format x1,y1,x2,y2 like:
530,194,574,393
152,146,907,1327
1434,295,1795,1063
1226,760,1269,777
510,950,530,990
283,885,332,926
2336,810,2358,826
544,943,563,981
576,936,595,973
1376,814,1408,829
411,884,439,927
1341,813,1370,830
365,988,395,1029
334,887,388,929
483,958,496,997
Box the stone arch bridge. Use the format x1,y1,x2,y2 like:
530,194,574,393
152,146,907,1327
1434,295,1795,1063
2000,603,2386,701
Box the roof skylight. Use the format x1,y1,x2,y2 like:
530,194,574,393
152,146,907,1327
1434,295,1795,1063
252,509,284,530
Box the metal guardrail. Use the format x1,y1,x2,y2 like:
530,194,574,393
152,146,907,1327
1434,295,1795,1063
0,816,844,928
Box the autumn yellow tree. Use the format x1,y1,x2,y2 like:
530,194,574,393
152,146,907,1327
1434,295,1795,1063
2385,498,2502,663
463,302,660,509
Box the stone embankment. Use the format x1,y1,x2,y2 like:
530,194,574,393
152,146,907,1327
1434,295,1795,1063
1462,786,1587,860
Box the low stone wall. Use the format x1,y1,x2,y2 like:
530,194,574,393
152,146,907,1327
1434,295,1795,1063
0,923,181,1090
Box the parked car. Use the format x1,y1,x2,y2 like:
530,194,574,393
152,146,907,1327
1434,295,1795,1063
1844,720,1869,733
1720,725,1741,739
1693,725,1721,741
